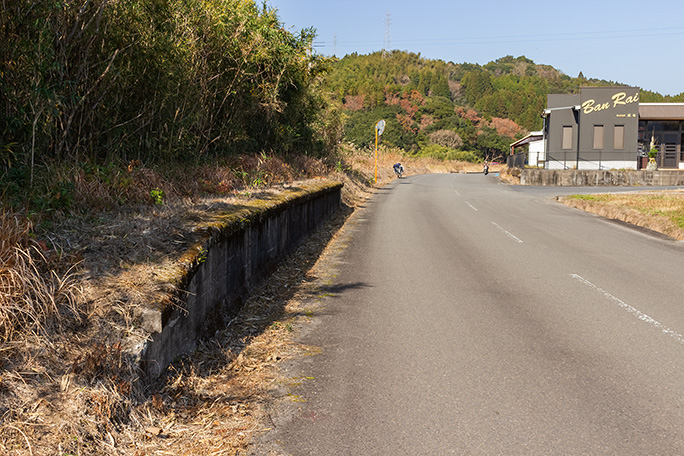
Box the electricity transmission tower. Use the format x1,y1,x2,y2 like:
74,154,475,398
382,10,391,58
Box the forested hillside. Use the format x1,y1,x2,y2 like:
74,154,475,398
323,52,684,161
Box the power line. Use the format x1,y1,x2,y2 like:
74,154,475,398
318,26,684,50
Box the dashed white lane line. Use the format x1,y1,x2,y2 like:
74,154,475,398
465,201,478,211
571,274,684,345
492,222,523,244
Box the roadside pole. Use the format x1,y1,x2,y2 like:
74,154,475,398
375,119,385,184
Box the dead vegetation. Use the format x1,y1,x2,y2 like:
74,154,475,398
0,148,493,455
6,150,675,454
0,211,85,372
559,190,684,241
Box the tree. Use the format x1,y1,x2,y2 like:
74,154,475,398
428,130,463,149
461,71,493,106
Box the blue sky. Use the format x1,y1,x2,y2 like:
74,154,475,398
266,0,684,96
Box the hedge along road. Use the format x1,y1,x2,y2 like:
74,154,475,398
257,174,684,455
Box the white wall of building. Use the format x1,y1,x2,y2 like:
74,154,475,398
528,140,545,167
546,160,637,170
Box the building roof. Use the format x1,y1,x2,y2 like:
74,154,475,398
639,103,684,120
510,131,544,154
510,131,543,148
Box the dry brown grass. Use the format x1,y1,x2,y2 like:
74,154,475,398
0,199,339,456
498,166,521,184
559,190,684,240
342,145,499,185
0,148,488,455
0,212,83,346
0,211,91,455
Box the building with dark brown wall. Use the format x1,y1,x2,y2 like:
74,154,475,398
543,87,640,170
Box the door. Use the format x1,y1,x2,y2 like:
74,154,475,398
658,133,679,169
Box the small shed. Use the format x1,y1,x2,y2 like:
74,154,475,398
510,131,544,167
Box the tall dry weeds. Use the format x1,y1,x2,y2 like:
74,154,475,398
0,211,83,347
0,210,89,455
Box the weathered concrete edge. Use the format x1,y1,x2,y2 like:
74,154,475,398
520,169,684,186
134,180,343,378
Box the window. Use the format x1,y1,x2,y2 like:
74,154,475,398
593,125,604,149
614,125,625,149
562,126,573,150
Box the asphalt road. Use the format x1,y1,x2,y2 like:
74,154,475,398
262,174,684,455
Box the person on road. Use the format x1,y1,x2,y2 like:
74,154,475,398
393,162,404,178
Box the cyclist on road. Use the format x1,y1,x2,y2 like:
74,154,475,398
393,163,404,178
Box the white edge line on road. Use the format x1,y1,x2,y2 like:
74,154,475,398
571,274,684,345
465,201,478,211
491,222,523,244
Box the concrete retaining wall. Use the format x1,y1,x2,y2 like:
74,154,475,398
137,182,342,378
521,169,684,186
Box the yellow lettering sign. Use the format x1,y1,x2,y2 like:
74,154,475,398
612,92,639,107
581,92,639,114
582,99,610,114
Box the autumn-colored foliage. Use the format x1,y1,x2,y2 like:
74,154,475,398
344,95,366,111
456,107,483,124
488,117,524,139
429,130,463,149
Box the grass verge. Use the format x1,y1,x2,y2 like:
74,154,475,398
559,190,684,241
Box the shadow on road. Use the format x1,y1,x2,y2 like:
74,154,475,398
319,282,371,295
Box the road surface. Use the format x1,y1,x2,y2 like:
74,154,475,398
260,174,684,455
